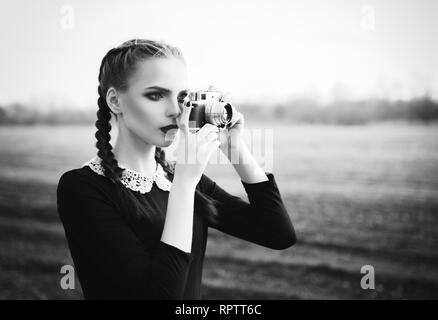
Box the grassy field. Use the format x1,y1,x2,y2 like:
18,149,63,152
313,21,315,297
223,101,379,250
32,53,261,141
0,122,437,299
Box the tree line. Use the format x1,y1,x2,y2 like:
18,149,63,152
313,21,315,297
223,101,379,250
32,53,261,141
1,96,437,125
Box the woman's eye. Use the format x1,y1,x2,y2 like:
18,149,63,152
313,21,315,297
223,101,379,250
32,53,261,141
145,92,164,101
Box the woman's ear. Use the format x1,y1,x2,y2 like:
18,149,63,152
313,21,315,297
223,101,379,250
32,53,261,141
106,87,123,115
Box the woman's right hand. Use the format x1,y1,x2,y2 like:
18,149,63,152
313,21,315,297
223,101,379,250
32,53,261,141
173,101,221,186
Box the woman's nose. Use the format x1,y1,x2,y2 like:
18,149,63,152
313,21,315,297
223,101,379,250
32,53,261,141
166,100,182,118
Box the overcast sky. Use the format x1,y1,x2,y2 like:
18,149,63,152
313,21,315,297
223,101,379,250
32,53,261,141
1,0,437,109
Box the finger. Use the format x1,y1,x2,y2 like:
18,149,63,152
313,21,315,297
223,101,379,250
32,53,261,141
196,123,219,141
201,131,219,144
220,91,232,103
177,97,192,132
206,139,221,155
227,111,242,128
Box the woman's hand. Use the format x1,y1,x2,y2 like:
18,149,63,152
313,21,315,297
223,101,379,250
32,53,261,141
216,91,245,155
213,89,268,183
174,101,221,186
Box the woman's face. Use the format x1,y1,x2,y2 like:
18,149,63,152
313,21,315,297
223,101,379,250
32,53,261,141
118,57,189,148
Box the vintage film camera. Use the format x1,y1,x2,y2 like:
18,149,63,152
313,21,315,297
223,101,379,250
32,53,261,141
181,86,237,131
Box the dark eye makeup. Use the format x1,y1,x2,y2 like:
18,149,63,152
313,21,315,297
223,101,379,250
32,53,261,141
143,88,189,102
144,92,164,101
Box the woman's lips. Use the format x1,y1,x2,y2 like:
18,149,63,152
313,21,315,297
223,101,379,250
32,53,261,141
160,124,178,133
160,125,179,141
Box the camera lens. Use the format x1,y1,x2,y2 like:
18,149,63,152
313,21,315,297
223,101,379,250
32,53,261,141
205,101,234,127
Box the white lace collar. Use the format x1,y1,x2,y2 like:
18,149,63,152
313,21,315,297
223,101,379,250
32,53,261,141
83,155,172,194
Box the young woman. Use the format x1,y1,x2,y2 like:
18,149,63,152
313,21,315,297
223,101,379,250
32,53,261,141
57,38,296,300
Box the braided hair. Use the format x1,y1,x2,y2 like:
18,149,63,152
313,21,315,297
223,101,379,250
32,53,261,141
95,39,219,225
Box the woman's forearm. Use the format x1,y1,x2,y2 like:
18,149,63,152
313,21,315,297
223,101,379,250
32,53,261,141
160,176,196,253
228,140,269,184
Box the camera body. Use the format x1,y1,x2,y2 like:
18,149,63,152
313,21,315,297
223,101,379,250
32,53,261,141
182,87,236,131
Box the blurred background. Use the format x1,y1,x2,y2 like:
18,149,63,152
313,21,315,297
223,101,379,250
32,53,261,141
1,0,437,299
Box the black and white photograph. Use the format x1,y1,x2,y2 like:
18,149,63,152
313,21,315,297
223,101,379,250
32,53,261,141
0,0,437,303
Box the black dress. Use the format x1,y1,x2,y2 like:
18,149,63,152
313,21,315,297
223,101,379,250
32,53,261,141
56,163,296,300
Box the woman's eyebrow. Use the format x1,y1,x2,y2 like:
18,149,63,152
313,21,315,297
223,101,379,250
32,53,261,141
144,86,189,95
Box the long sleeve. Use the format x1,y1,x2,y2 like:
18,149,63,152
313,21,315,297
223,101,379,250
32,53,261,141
200,173,296,250
56,170,193,300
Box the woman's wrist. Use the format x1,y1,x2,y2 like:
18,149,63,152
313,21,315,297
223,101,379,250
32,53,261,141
221,135,243,160
172,171,198,190
163,170,196,254
230,142,269,184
